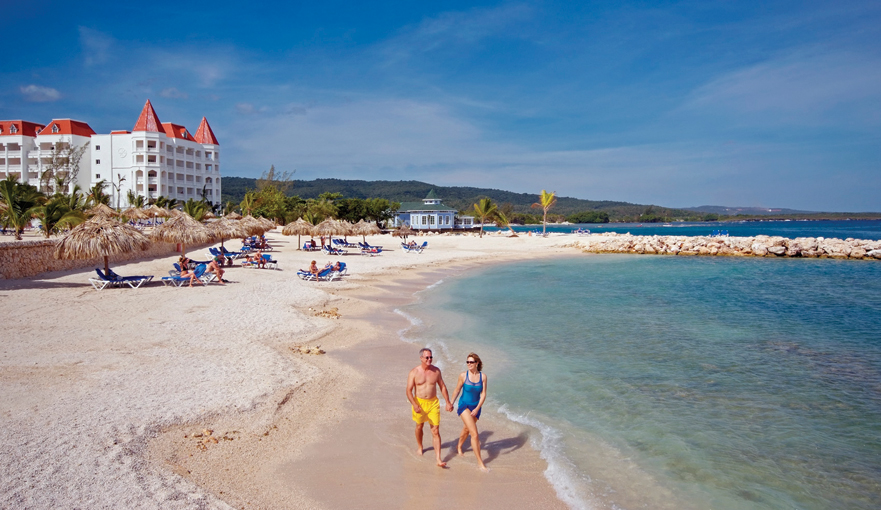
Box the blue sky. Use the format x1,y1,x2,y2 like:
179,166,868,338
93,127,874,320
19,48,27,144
2,1,879,211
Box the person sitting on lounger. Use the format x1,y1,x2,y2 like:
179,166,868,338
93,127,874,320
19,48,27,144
246,250,266,268
179,256,203,287
207,254,226,285
407,240,417,249
309,260,321,279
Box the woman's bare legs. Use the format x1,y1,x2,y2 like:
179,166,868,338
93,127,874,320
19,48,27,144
459,411,488,471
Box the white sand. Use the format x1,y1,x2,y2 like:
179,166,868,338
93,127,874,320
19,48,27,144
0,231,578,509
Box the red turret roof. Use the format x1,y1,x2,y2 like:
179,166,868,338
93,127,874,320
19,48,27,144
161,122,196,142
194,117,219,145
38,119,96,137
133,99,163,132
0,120,45,137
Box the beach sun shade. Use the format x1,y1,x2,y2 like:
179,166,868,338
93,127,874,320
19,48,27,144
122,207,149,221
205,218,249,249
86,203,119,219
281,218,314,248
393,224,414,240
149,212,211,257
224,211,242,220
239,215,267,236
311,218,349,244
54,217,151,276
352,219,382,243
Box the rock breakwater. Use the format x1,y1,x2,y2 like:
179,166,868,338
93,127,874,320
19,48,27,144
569,233,881,260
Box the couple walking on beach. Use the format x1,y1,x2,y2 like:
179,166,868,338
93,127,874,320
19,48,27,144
406,347,489,471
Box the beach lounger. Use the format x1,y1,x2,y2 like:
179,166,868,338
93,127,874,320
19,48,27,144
322,245,345,256
297,267,342,281
361,246,382,256
161,264,210,287
89,268,153,290
262,254,278,270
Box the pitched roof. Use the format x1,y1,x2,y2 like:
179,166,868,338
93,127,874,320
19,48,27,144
425,189,439,200
398,201,457,212
161,122,196,142
38,119,96,137
133,99,163,132
194,117,219,145
0,120,45,137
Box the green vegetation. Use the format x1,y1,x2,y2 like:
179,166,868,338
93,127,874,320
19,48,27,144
221,177,778,223
532,190,557,235
566,211,610,223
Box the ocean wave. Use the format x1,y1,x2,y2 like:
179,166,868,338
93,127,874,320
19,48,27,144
498,404,592,510
393,308,422,344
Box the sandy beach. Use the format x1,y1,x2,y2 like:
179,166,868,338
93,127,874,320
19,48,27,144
1,231,578,509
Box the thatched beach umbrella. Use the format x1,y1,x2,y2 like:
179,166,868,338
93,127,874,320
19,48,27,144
224,211,242,220
257,217,276,232
205,218,249,250
86,203,118,218
353,219,382,244
393,224,415,241
203,211,216,219
55,217,151,276
240,215,266,237
311,218,349,246
122,207,149,221
282,218,314,249
150,213,210,257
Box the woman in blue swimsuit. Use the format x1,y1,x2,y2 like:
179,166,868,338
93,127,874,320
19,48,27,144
451,352,489,471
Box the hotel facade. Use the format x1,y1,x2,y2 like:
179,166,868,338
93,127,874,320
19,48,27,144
0,100,221,207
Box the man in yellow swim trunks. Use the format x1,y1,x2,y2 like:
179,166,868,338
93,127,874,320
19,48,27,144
407,347,454,467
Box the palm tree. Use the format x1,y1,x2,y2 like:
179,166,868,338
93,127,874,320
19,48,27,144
32,198,86,238
0,176,44,240
472,197,498,238
531,190,557,236
126,190,146,209
240,193,257,216
86,180,111,207
183,198,209,221
494,210,518,237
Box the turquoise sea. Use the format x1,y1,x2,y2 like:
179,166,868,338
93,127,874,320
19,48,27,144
487,219,881,240
398,253,881,509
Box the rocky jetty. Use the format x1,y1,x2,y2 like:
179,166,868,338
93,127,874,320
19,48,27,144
569,233,881,260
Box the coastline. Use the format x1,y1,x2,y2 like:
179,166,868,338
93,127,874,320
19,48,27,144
0,231,578,509
145,248,574,510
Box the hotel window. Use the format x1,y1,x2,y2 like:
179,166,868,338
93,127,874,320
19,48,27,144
422,216,427,225
96,145,100,150
95,174,100,179
52,124,60,133
429,216,435,225
95,159,100,164
10,124,17,134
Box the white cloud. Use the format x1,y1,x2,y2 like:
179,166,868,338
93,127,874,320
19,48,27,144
235,103,256,115
222,97,879,211
684,51,881,126
79,27,114,66
20,84,61,102
160,87,189,99
376,3,533,65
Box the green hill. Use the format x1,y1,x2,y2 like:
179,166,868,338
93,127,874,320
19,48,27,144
220,177,703,221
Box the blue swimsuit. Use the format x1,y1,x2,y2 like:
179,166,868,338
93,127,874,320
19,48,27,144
457,372,483,419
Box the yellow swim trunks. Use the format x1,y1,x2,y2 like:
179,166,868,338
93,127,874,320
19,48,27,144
412,397,440,426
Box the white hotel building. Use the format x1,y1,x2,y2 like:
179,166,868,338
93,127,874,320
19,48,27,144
0,99,221,206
